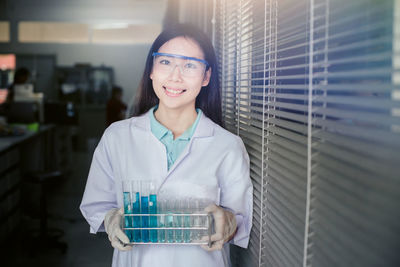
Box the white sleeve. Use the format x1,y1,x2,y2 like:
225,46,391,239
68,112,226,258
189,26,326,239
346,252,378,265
218,135,253,248
80,131,118,233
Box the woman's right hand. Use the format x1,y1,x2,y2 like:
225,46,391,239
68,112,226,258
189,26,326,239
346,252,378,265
104,208,132,251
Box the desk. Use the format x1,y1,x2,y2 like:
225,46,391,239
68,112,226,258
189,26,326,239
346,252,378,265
0,125,54,151
0,125,56,243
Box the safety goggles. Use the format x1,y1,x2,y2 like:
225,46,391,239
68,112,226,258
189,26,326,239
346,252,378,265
152,52,209,78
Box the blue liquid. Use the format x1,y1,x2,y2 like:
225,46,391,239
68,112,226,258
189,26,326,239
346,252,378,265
158,214,165,243
166,211,174,243
183,215,191,243
141,196,149,242
175,214,182,243
123,192,133,242
133,192,141,242
149,194,158,242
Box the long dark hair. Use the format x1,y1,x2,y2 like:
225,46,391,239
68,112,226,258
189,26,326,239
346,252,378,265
132,23,223,127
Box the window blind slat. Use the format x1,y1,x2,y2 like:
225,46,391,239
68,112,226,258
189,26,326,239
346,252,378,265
268,142,308,168
267,126,308,145
313,107,400,128
313,118,400,148
313,130,400,164
314,142,399,179
313,95,400,109
268,109,309,123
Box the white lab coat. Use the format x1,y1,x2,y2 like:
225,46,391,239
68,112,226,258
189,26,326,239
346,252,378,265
80,110,253,267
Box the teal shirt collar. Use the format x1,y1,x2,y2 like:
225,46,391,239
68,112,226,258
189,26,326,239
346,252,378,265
149,106,202,141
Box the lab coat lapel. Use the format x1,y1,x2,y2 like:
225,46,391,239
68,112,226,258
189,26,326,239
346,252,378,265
130,111,169,176
165,136,192,175
163,113,215,178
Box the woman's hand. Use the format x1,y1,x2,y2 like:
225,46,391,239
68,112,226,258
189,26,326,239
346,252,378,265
104,208,132,251
201,204,237,251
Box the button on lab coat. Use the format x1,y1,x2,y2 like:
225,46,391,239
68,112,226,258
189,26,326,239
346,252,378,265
80,110,253,267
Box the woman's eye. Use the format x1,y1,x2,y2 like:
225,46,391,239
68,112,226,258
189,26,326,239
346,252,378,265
185,62,197,69
159,59,170,65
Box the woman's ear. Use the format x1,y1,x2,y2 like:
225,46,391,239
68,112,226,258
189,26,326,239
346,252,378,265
202,68,212,87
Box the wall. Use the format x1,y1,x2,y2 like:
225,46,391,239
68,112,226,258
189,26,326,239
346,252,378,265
0,0,167,105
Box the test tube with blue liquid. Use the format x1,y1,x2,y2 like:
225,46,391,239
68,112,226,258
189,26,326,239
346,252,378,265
141,181,150,242
149,181,158,242
132,180,141,242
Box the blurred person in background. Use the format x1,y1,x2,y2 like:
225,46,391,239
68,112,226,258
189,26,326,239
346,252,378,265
106,85,127,127
7,67,31,103
0,67,30,118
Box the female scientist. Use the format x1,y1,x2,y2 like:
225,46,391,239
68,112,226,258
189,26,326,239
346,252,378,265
80,23,253,267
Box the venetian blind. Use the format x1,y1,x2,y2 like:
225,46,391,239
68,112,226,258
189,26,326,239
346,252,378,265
216,0,310,266
307,0,400,266
181,0,400,266
217,1,266,266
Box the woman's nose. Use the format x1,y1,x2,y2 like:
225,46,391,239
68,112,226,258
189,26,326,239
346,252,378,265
168,65,183,81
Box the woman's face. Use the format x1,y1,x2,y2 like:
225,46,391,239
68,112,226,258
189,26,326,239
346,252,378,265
150,36,211,112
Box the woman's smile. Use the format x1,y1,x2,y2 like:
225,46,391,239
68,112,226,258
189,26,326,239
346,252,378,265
163,86,187,97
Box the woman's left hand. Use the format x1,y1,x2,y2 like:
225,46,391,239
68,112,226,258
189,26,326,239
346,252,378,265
201,204,237,251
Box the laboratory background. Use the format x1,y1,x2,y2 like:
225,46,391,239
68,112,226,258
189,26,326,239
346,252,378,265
0,0,399,266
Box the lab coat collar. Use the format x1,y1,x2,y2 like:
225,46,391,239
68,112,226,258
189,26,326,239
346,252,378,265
131,109,215,184
131,109,215,138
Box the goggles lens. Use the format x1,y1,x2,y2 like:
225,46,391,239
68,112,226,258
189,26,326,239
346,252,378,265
152,52,208,78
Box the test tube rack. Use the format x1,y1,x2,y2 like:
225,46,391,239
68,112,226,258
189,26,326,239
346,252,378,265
121,212,214,247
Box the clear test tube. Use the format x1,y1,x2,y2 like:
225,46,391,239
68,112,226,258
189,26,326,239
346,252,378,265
190,199,201,242
149,181,158,243
166,198,175,243
141,181,150,243
157,199,166,243
199,199,209,238
183,198,191,243
132,180,141,242
174,199,183,243
122,180,133,242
